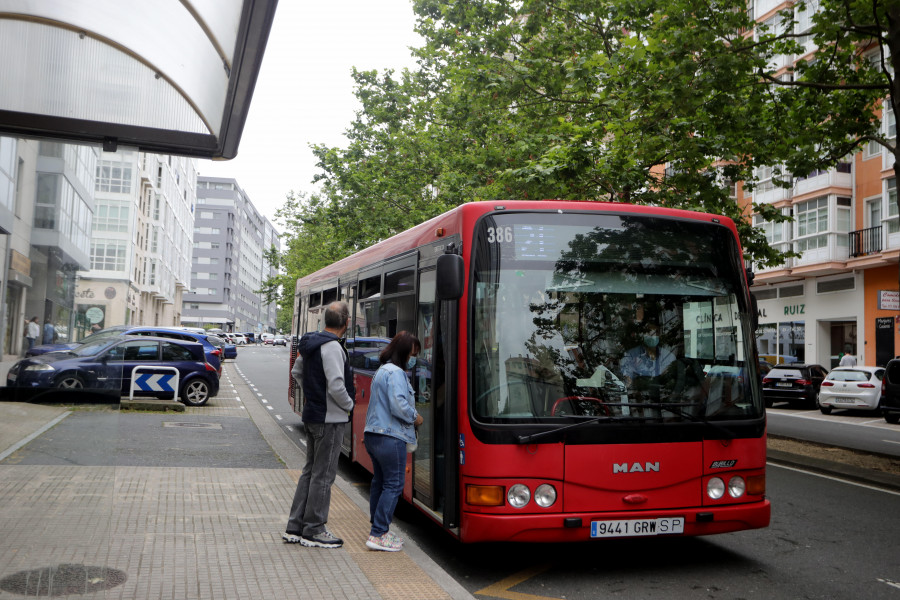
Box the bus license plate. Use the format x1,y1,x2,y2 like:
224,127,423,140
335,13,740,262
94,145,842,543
591,517,684,538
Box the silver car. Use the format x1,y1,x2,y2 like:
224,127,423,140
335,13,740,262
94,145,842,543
817,366,885,414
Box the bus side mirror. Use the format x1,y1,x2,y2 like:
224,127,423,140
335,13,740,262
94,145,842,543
436,254,464,300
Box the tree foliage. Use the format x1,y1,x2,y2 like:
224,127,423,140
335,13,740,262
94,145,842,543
265,0,899,310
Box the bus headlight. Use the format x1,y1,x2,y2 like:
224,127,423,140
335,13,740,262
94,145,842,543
707,477,725,499
728,476,746,498
534,484,557,508
507,484,530,508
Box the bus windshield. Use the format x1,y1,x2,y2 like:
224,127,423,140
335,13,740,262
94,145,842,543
471,211,762,424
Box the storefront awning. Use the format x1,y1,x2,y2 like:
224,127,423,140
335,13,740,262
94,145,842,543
0,0,277,159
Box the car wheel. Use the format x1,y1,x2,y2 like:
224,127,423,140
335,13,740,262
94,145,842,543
56,374,84,389
885,411,900,425
181,379,210,406
818,402,832,415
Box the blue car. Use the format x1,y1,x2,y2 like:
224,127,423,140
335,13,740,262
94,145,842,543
7,336,220,406
27,326,224,377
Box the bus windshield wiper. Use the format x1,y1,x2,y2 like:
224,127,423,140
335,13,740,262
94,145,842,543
516,402,738,443
517,415,622,444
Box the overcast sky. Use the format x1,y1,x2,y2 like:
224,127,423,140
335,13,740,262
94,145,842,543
198,0,423,229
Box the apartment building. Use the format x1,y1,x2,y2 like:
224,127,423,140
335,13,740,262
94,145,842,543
0,138,96,359
182,176,279,335
74,150,195,336
747,0,898,368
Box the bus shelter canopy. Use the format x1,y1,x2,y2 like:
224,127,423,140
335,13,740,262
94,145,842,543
0,0,277,159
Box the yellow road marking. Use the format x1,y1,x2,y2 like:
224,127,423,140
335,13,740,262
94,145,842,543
474,563,558,600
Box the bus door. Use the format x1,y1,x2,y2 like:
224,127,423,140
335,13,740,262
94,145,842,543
413,269,438,510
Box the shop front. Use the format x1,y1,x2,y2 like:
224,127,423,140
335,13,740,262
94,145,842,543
754,274,863,369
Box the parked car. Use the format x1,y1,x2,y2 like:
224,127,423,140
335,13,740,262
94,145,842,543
233,333,247,345
28,326,224,377
6,336,220,406
223,340,237,359
109,327,224,378
272,335,287,346
761,363,828,408
817,366,885,414
881,358,900,424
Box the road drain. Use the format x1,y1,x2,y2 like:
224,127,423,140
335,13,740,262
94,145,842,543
163,422,222,429
0,564,127,596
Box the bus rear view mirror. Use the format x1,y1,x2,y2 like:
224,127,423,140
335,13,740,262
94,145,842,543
436,254,464,300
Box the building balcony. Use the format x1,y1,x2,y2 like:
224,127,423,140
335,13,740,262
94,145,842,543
749,184,792,206
793,169,852,199
849,225,882,258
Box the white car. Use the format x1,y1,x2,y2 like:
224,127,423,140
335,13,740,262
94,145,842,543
817,366,885,414
233,333,247,345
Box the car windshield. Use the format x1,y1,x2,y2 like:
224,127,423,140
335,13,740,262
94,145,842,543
70,337,119,357
471,212,762,424
828,370,871,382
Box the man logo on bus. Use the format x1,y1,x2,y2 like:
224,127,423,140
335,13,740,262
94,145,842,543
613,462,660,473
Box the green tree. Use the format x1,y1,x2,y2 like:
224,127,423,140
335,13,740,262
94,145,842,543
273,0,898,290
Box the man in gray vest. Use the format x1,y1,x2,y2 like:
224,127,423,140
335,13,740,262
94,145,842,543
283,301,355,548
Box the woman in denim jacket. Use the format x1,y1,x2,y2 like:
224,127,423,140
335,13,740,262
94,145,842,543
363,331,423,552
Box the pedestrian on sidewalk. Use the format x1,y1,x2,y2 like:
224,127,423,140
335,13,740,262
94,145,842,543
363,331,423,552
43,319,57,344
25,316,39,352
283,301,355,549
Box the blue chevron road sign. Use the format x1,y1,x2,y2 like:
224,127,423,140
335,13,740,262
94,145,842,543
129,366,180,400
135,372,175,392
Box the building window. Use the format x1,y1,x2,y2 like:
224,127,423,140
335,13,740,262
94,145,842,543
35,173,59,229
91,240,127,271
816,277,855,294
779,284,804,298
753,212,785,245
94,201,130,232
795,197,828,251
96,161,133,193
867,196,883,228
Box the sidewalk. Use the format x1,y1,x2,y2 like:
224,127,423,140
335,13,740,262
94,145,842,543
0,361,473,600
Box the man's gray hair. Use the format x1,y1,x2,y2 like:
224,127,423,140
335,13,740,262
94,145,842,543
324,301,350,329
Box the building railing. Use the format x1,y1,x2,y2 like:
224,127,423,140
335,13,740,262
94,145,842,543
849,225,882,257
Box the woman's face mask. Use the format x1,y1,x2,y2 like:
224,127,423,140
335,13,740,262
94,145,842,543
406,356,417,370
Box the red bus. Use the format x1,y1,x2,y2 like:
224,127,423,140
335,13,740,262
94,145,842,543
290,200,771,542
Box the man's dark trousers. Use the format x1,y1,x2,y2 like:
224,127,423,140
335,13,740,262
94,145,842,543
286,422,345,536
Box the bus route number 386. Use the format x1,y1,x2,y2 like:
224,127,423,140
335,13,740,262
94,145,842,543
486,226,514,244
591,517,685,538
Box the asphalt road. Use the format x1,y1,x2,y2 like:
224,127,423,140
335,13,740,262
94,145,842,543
231,347,900,600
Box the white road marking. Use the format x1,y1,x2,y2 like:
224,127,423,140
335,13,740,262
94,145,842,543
768,463,900,496
275,415,283,420
878,578,900,590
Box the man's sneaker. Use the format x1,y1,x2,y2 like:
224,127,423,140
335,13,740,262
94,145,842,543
366,532,402,552
300,530,343,549
282,531,302,544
